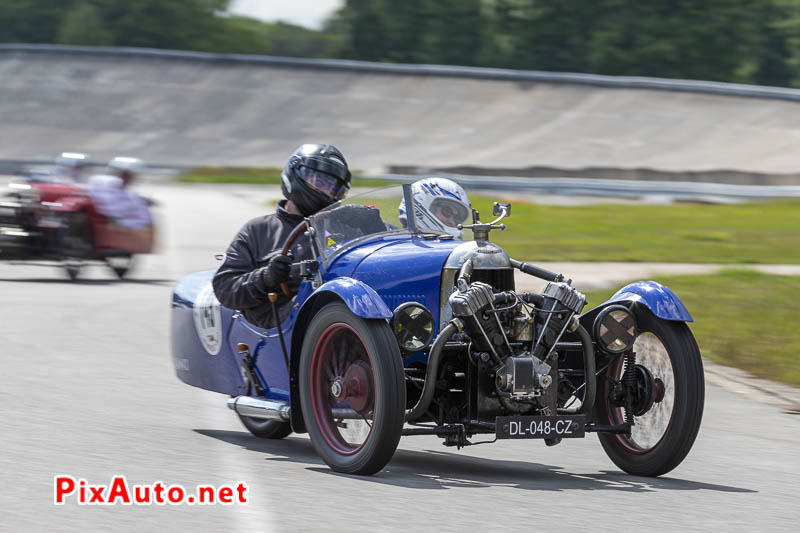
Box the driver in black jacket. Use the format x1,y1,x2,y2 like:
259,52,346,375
212,144,351,328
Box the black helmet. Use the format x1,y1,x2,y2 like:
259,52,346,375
281,144,351,215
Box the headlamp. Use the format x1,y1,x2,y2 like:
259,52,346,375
593,305,637,354
390,303,435,355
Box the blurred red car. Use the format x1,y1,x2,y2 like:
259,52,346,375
0,178,154,279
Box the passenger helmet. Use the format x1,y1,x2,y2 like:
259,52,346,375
108,156,145,174
398,177,471,238
281,144,351,216
55,152,89,168
108,156,145,186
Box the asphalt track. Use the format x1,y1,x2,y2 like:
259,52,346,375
4,48,800,176
1,183,798,532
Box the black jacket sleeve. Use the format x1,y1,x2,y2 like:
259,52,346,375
211,207,310,328
212,221,269,311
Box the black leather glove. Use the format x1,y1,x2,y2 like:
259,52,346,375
258,254,293,291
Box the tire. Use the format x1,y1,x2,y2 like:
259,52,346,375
106,254,134,279
299,302,405,475
64,261,81,281
595,307,705,477
236,414,293,439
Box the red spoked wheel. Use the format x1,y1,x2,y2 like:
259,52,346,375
300,302,405,475
311,324,375,454
596,307,705,477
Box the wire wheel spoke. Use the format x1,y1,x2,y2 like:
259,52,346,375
311,323,376,455
612,332,676,452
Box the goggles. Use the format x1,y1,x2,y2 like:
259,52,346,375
430,198,470,227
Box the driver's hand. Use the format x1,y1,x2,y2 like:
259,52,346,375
258,254,294,291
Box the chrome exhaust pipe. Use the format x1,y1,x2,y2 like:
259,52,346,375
227,396,291,421
227,396,367,421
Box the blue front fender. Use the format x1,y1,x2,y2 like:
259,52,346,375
585,280,693,322
287,277,391,434
304,277,392,319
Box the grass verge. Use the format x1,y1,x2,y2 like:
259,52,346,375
471,196,800,264
586,270,800,387
182,173,800,263
344,193,800,264
178,166,396,187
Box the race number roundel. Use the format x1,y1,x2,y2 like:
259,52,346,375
192,285,222,355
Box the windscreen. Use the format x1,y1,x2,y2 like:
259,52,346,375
308,184,408,260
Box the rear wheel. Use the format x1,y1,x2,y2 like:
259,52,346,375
299,302,405,475
63,260,82,281
237,414,292,439
233,378,293,439
106,254,134,279
596,307,704,477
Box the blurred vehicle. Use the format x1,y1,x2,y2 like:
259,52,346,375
170,185,704,476
0,163,155,280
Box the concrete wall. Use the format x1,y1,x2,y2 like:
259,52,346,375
2,46,800,180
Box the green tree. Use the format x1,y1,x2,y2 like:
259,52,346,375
586,1,759,81
87,0,228,50
478,0,532,68
336,0,390,61
0,0,72,43
380,0,431,63
56,1,113,46
418,0,486,66
746,0,800,86
10,0,800,88
261,21,337,58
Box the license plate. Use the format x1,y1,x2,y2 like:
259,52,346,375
496,415,586,439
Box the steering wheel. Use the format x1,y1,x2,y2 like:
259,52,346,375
271,220,309,299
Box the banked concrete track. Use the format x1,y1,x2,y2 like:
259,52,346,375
2,45,800,179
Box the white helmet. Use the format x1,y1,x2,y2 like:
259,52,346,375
108,156,145,174
55,152,88,168
398,177,471,238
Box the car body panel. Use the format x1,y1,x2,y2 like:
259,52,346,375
170,226,692,404
345,237,460,326
580,280,693,326
171,269,243,394
170,233,461,397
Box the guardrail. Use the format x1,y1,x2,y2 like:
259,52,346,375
376,173,800,201
4,43,800,102
3,160,798,200
0,159,185,176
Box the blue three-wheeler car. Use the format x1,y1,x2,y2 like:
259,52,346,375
170,185,704,476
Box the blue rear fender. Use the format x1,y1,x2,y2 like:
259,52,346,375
580,280,693,326
288,277,392,433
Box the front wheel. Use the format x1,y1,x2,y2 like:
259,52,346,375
299,302,405,475
595,307,704,477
